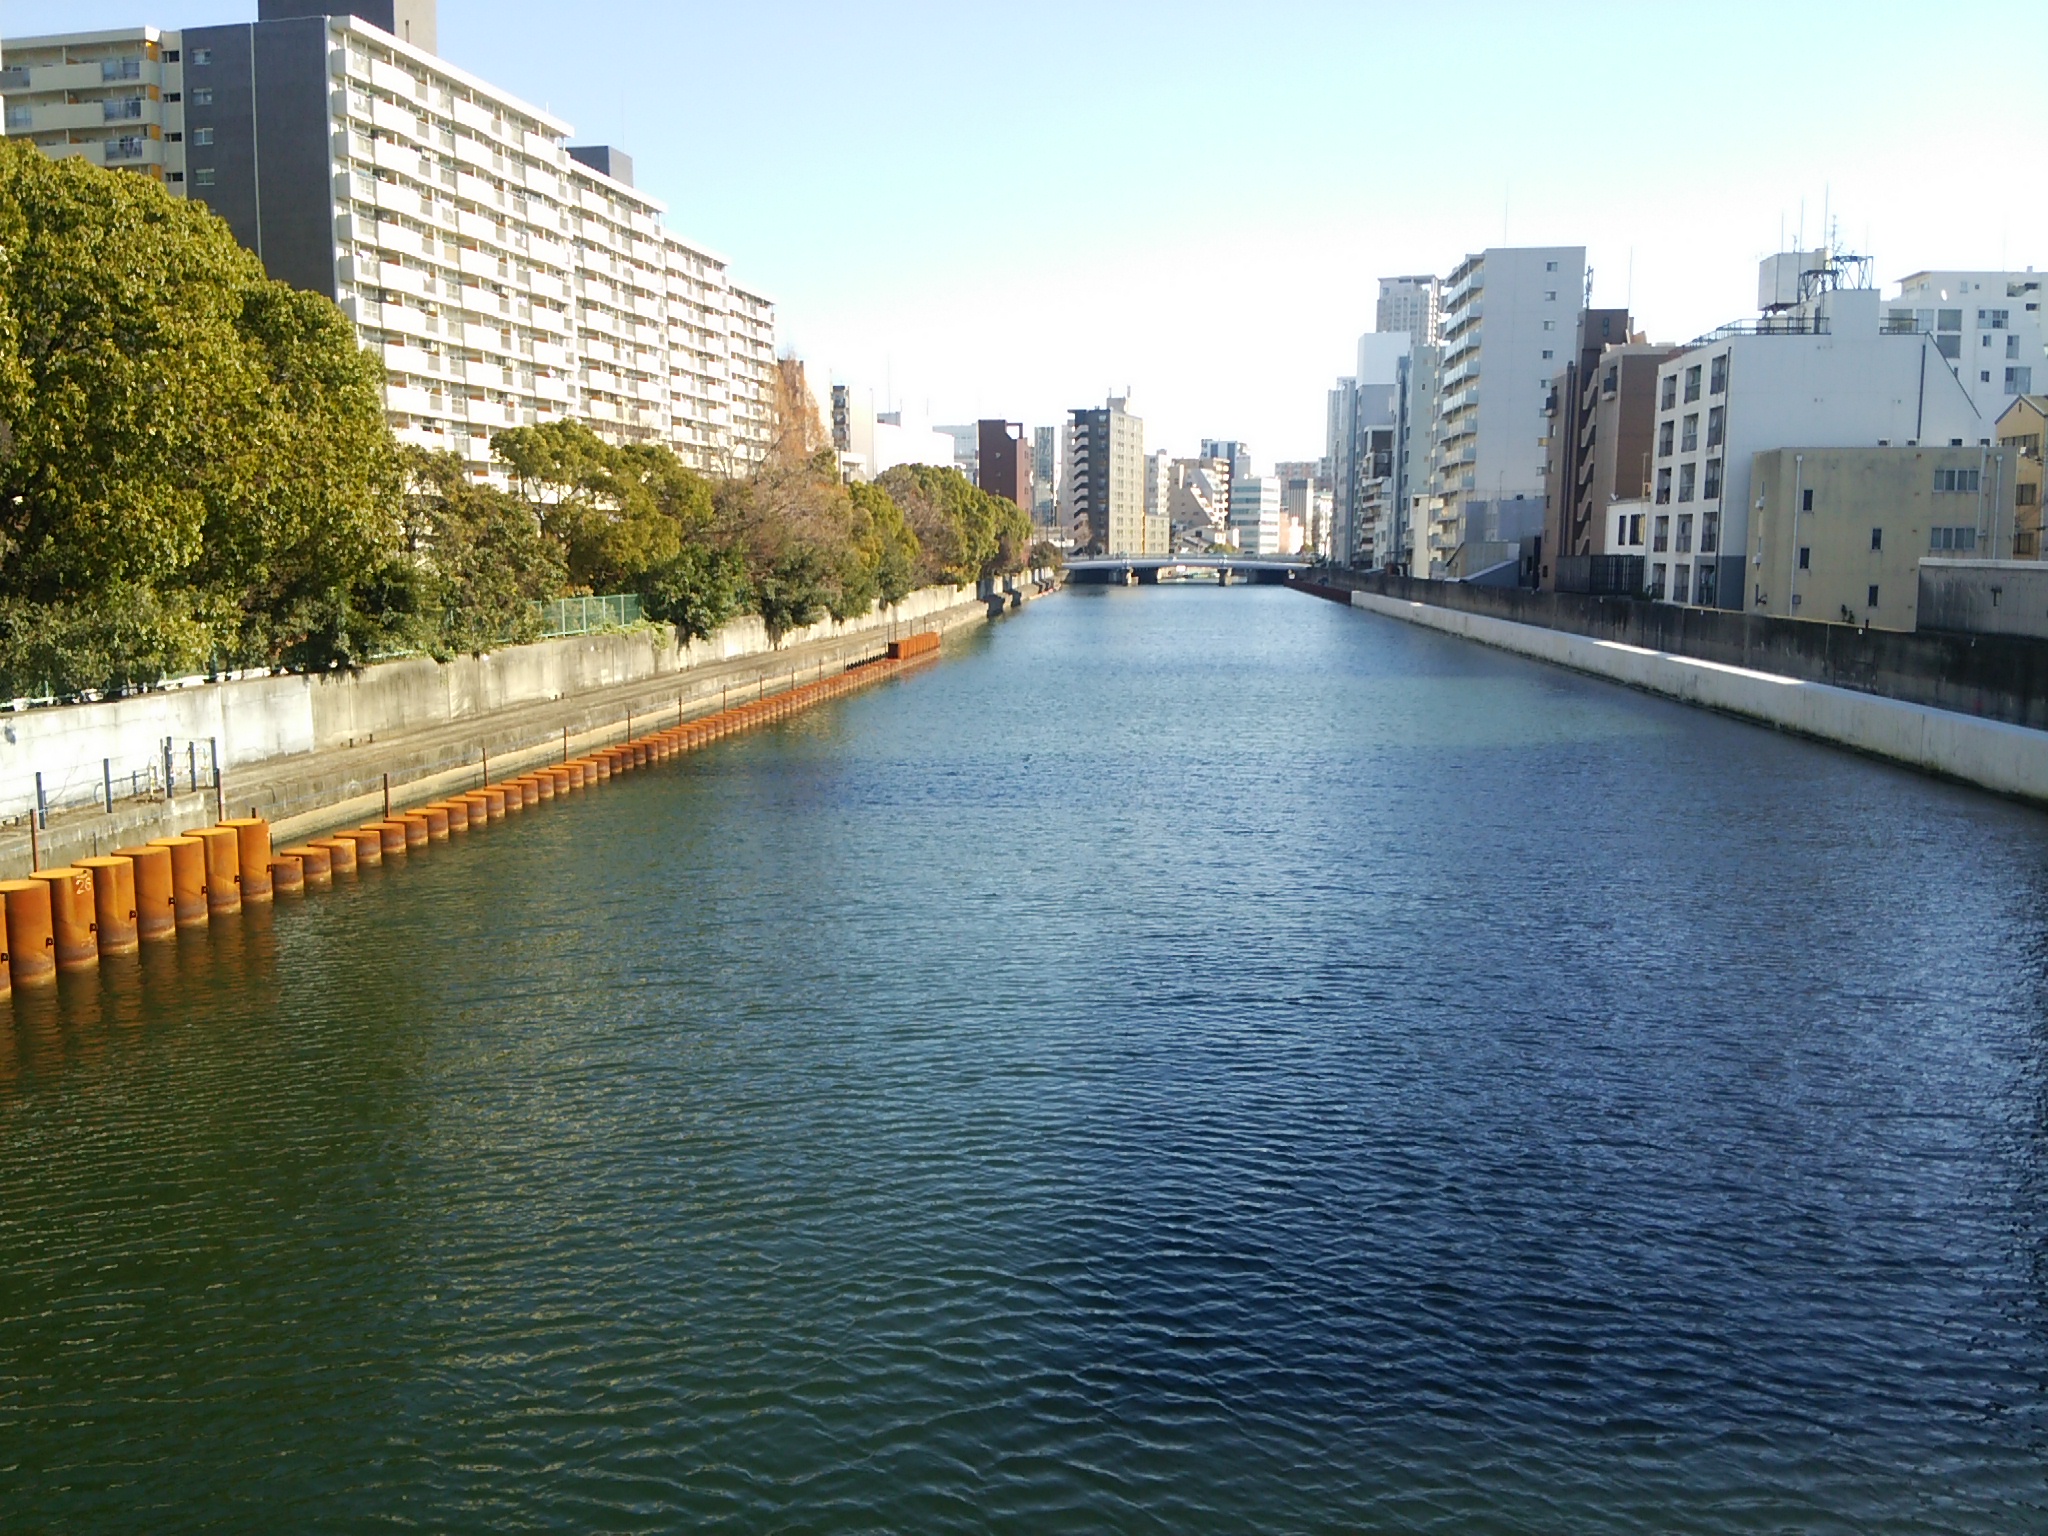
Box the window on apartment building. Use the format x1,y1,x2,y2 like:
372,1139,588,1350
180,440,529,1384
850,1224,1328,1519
1703,459,1723,499
1656,467,1672,505
1658,420,1674,457
1542,320,1556,331
1545,260,1558,272
192,48,212,65
193,128,213,146
166,91,181,103
1930,525,1979,552
1933,467,1982,492
1661,375,1677,410
164,49,179,62
1701,511,1720,553
1870,527,1884,551
1684,365,1702,403
1979,309,2010,329
1629,513,1645,546
168,171,183,183
1802,488,1814,511
1603,364,1619,394
1866,585,1880,608
1681,414,1699,452
1673,563,1691,602
1706,406,1725,449
1796,545,1811,572
1937,334,1962,360
1678,463,1697,502
194,168,215,186
1541,349,1553,360
166,132,182,143
1699,563,1720,606
2009,367,2035,395
1649,562,1667,598
1653,514,1670,551
192,88,213,106
1710,354,1728,393
2008,334,2023,358
1544,290,1557,302
1677,513,1694,553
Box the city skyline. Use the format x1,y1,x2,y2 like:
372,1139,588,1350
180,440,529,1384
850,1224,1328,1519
8,0,2045,466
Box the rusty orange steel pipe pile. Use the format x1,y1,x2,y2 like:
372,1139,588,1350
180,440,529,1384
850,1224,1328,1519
0,639,940,994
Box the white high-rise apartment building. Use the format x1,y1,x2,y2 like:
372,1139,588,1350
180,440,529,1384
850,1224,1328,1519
1376,275,1440,347
1,7,776,479
1429,246,1586,577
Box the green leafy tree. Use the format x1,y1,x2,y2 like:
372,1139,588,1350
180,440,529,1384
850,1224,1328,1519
876,463,1031,585
399,448,566,655
0,142,398,691
640,543,751,641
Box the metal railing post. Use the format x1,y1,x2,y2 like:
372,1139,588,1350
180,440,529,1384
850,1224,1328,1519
35,770,47,829
211,738,223,823
104,757,113,812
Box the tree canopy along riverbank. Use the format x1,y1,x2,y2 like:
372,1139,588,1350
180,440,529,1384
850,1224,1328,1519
0,143,1037,701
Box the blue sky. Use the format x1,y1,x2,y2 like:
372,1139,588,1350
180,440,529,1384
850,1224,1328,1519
9,1,2044,469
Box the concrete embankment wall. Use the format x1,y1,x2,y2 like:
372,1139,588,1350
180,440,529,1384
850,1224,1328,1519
1344,588,2048,806
1323,569,2048,731
1,573,1055,876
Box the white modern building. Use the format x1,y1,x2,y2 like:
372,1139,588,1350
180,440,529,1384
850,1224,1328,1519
1,5,776,479
1166,458,1231,551
1228,474,1283,556
1886,270,2045,426
1646,251,1990,610
1327,329,1414,567
1376,274,1440,347
1429,246,1586,576
827,383,957,480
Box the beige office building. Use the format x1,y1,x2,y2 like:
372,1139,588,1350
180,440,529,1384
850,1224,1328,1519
1746,445,2018,631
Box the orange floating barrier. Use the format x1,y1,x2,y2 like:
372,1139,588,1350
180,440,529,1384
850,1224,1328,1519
548,767,573,795
396,813,431,848
456,792,493,824
222,818,274,903
0,878,57,987
479,787,507,817
149,836,210,928
633,744,649,768
30,868,99,971
192,825,242,915
589,755,611,781
525,772,554,802
564,763,585,790
371,821,408,856
114,844,177,941
78,856,140,956
311,836,357,875
419,807,449,841
0,903,9,1000
340,827,384,866
886,631,941,660
270,855,306,894
436,799,470,832
282,844,333,886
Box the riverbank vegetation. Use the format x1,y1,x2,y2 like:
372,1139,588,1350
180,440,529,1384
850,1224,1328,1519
0,144,1032,699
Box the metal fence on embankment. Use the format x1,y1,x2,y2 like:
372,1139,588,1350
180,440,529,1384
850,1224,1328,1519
534,594,643,637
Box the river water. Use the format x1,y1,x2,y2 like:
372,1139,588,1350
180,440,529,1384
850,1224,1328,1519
3,585,2047,1533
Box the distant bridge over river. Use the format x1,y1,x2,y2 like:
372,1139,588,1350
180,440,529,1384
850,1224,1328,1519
1063,555,1312,586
